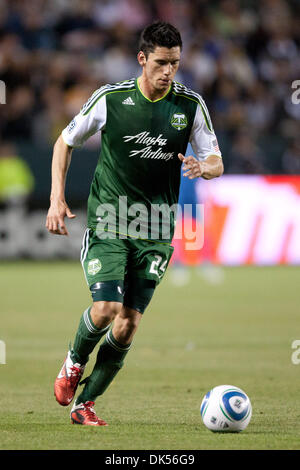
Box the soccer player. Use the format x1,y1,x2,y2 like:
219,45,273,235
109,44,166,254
46,21,223,426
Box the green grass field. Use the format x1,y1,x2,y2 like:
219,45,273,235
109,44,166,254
1,261,300,450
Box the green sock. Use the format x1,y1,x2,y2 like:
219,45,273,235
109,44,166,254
71,307,110,365
76,328,131,404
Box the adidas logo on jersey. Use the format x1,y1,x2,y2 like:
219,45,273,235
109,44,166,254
122,97,135,105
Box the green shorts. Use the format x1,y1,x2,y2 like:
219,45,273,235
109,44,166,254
80,229,174,311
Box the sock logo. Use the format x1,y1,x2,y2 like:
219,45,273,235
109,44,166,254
88,258,102,275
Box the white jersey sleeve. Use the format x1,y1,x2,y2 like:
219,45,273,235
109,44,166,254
61,93,107,148
189,103,222,160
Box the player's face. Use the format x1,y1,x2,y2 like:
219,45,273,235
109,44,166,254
138,46,181,94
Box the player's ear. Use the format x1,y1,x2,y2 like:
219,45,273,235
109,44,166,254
137,51,147,66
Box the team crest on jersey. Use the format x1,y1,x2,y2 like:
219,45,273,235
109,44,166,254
88,258,102,275
170,113,188,131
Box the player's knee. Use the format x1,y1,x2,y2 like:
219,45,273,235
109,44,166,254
121,308,141,329
118,307,142,334
113,308,142,344
91,301,122,328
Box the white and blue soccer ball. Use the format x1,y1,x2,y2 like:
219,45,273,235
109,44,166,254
200,385,252,432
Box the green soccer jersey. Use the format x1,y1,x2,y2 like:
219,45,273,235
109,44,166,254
62,78,222,243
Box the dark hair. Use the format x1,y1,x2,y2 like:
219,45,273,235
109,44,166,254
139,21,182,58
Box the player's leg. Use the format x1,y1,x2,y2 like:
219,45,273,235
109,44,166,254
70,238,174,425
73,283,152,410
112,305,142,344
54,231,127,407
54,299,123,407
73,241,174,410
71,299,123,365
55,286,125,406
71,303,142,426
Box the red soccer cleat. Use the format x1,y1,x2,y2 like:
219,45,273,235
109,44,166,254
54,350,85,406
70,401,108,426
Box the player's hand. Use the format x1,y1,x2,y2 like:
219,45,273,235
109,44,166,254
46,199,76,236
178,153,204,179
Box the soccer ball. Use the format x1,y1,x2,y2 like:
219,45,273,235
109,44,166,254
200,385,252,432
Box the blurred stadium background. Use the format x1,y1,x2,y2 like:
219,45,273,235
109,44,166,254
0,0,299,263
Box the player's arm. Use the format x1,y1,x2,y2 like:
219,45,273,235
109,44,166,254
46,135,76,236
180,101,224,180
178,153,223,180
46,90,107,235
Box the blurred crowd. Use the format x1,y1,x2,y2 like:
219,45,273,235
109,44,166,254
0,0,299,174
